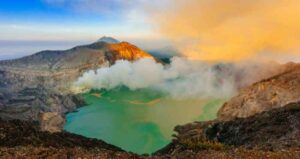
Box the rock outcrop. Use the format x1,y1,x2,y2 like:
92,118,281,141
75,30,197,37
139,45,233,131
0,87,85,121
39,112,65,133
218,63,300,121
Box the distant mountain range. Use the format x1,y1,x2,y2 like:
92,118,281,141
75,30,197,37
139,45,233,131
97,36,120,44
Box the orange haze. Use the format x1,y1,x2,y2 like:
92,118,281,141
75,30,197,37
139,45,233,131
149,0,300,61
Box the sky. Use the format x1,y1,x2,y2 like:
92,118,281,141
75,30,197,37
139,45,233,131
0,0,167,60
0,0,157,40
1,0,300,62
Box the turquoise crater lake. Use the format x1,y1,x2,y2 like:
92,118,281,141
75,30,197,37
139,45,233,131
64,88,225,154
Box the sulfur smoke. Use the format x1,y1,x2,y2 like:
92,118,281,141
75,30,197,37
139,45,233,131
146,0,300,61
74,57,281,98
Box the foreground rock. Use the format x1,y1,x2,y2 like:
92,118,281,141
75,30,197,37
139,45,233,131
0,119,141,159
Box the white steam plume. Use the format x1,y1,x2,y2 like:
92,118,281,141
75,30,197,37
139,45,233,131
74,57,282,99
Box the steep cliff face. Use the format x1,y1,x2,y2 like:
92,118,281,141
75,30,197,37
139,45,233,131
0,87,86,131
218,63,300,121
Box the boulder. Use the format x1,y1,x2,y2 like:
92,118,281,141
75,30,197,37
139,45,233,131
39,112,65,133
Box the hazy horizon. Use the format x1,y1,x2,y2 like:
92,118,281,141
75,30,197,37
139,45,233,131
0,38,174,60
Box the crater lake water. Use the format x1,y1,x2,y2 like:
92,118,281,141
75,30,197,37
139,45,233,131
64,88,225,154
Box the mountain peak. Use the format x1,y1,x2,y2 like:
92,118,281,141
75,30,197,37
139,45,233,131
97,36,120,44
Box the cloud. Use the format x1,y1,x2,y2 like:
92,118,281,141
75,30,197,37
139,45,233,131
41,0,158,39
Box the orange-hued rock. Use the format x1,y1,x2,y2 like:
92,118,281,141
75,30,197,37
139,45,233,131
107,42,154,61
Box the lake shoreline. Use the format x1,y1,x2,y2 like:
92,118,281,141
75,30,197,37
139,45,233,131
64,88,225,154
